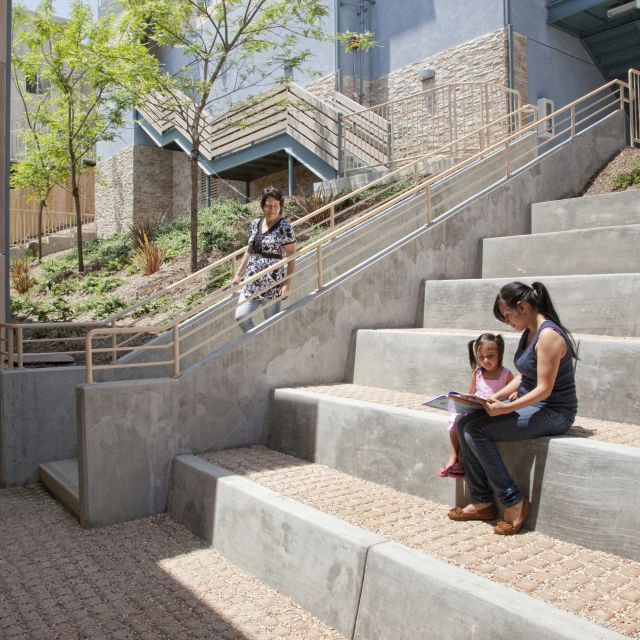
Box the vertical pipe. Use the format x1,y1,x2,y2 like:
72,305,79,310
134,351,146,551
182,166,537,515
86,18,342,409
205,174,211,208
316,245,323,289
288,153,295,196
7,326,12,368
111,319,117,363
85,333,93,384
172,324,180,378
503,0,515,127
16,325,22,368
3,0,12,327
245,181,251,203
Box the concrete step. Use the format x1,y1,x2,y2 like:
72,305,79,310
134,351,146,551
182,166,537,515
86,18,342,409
169,447,634,640
350,329,640,424
39,458,80,517
421,274,640,337
481,224,640,278
532,189,640,234
266,383,640,561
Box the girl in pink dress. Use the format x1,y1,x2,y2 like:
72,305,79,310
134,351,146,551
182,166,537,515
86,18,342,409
440,333,514,478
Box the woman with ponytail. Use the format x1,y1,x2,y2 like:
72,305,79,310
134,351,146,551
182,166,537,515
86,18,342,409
447,281,577,535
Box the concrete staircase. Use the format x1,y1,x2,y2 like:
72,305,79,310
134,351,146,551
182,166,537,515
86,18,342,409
167,188,640,639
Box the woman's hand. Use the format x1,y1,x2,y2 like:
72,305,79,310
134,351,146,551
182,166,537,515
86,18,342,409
484,398,513,416
278,283,289,298
231,274,241,287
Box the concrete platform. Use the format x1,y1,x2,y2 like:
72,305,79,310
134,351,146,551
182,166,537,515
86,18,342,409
266,385,640,561
350,329,640,423
175,447,633,639
531,189,640,234
39,458,80,517
421,273,640,337
482,224,640,278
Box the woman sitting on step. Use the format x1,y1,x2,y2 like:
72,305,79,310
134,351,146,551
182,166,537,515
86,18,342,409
447,281,578,535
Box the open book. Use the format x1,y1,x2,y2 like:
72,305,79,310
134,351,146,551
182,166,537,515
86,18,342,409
423,392,491,414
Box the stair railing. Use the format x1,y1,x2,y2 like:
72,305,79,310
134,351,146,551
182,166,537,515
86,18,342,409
2,75,630,377
340,82,522,174
81,78,629,382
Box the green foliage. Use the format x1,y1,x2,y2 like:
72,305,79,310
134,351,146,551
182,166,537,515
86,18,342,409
12,0,161,271
199,200,255,253
337,30,377,53
80,274,124,294
611,161,640,190
120,0,328,272
10,293,73,322
131,296,172,319
76,295,128,320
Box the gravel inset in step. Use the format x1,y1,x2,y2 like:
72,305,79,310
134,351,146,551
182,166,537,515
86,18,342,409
0,485,345,640
201,446,640,639
298,383,640,449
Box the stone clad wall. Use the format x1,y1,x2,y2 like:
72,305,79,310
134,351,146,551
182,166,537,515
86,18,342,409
96,146,186,237
369,29,510,106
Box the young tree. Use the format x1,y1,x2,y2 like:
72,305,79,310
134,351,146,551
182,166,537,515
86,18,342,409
13,0,159,272
123,0,329,272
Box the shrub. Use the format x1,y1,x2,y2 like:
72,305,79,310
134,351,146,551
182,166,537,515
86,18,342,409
135,233,167,275
131,215,165,249
81,274,123,294
77,295,128,320
10,258,34,294
611,161,640,190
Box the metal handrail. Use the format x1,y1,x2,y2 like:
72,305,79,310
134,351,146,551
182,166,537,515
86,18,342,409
4,76,631,377
82,78,629,381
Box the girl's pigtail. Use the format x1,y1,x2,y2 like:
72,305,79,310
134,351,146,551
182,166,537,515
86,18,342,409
494,333,505,368
467,339,478,370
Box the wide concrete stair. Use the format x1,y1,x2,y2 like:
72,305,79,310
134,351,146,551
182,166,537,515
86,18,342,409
167,190,640,639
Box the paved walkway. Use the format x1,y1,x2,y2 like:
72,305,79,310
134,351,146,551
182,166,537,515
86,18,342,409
301,384,640,448
202,446,640,639
0,485,345,640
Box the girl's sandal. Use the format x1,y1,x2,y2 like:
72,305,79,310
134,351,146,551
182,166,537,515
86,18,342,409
494,497,531,535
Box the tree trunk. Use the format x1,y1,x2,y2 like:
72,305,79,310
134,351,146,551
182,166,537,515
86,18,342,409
71,165,84,272
37,199,45,263
190,150,199,273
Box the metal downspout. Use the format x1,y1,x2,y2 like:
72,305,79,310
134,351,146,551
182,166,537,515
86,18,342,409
3,0,12,325
335,0,341,92
503,0,515,124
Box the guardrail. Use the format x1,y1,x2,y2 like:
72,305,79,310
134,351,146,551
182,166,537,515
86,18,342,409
2,75,631,380
340,82,522,174
10,209,95,247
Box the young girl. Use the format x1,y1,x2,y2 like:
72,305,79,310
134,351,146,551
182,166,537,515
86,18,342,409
439,333,514,478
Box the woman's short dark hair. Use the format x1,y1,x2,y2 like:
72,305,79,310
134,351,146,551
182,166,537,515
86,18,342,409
493,281,577,357
260,186,285,209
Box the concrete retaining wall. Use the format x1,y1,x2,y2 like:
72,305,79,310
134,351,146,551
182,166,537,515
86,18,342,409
168,454,625,640
75,111,626,526
0,368,85,486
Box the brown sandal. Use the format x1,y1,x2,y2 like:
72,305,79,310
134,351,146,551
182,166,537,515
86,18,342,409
448,504,497,521
494,497,531,535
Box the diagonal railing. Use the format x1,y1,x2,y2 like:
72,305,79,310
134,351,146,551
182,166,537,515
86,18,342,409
1,103,532,370
2,75,631,378
630,69,640,147
340,82,522,174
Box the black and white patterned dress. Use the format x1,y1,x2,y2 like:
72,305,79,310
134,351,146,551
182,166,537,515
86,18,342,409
242,217,296,300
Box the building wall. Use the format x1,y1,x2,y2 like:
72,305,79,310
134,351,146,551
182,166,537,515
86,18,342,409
95,145,177,237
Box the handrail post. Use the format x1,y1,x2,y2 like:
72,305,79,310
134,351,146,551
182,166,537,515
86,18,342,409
425,185,433,224
110,319,117,363
504,140,511,178
570,104,576,138
85,333,93,384
316,245,323,290
7,328,13,369
16,327,23,369
172,323,180,378
329,205,335,232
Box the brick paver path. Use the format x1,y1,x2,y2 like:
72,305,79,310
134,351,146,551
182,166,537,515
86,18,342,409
299,384,640,448
202,446,640,639
0,485,345,640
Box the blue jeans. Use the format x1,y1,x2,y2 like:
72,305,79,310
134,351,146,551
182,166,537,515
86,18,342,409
456,404,573,507
235,292,281,332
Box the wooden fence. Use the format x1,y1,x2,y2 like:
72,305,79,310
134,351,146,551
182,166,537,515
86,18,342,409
9,169,95,246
